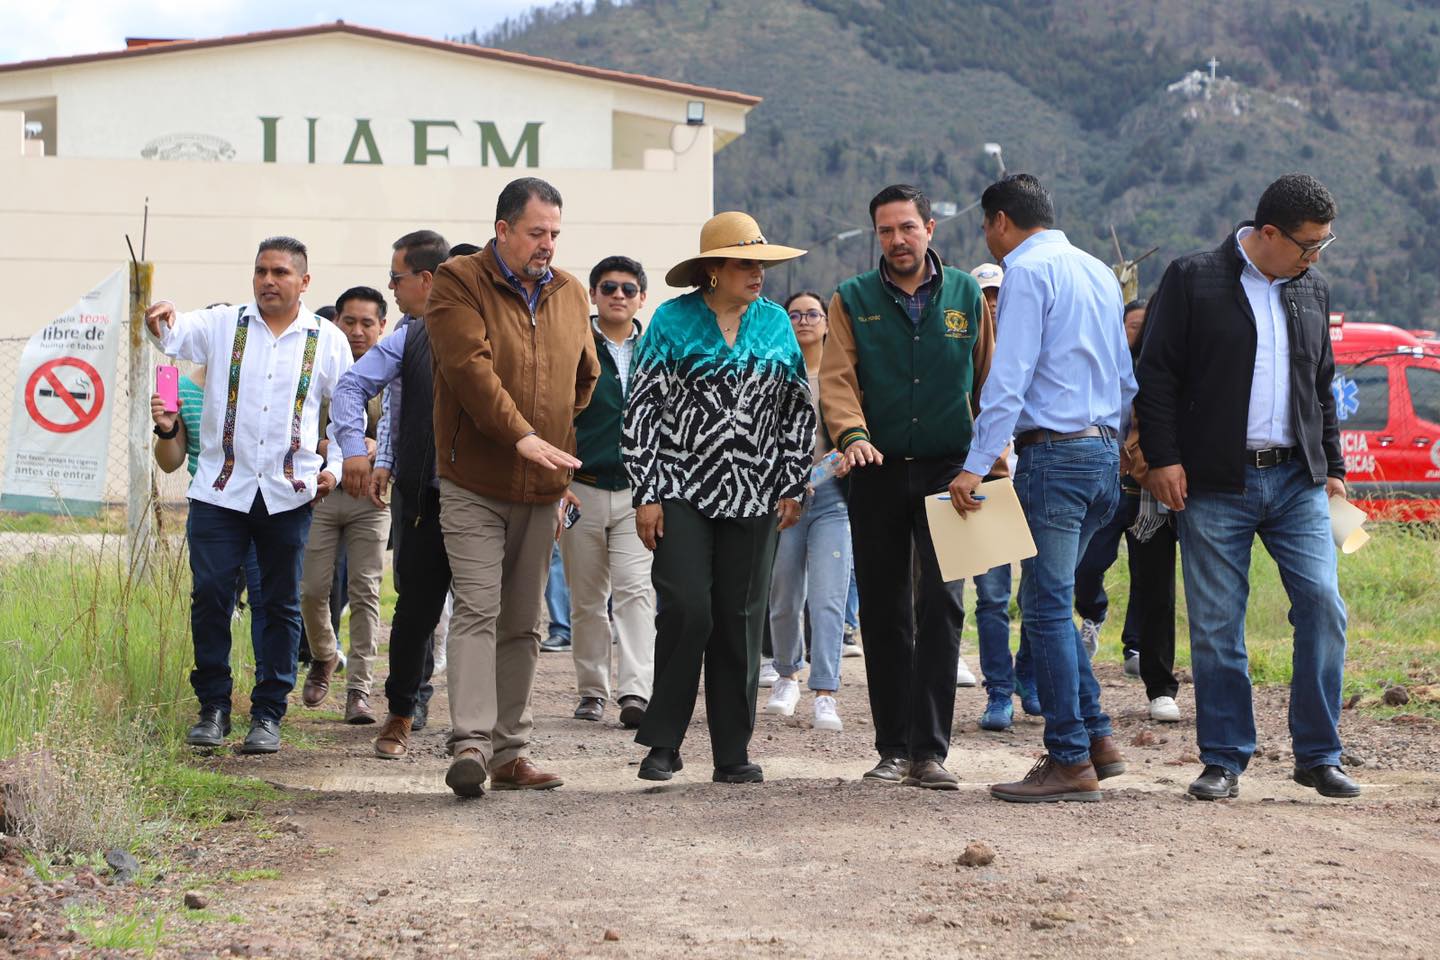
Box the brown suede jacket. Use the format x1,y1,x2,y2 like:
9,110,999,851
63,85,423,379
426,242,599,505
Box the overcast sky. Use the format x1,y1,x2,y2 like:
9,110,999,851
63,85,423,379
0,0,544,64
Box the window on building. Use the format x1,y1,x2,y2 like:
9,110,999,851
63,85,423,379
1339,363,1390,431
1405,365,1440,426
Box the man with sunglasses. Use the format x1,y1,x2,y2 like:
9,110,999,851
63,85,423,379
1136,173,1356,801
558,257,655,727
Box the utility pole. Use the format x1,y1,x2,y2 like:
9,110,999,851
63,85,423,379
126,255,154,575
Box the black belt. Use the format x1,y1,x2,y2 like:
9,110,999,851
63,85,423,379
1014,425,1116,451
1250,446,1296,468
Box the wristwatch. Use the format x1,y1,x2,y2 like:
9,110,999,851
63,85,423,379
153,421,180,439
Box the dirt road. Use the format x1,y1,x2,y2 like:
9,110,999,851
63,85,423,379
143,649,1440,960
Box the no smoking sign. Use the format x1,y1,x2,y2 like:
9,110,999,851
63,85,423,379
24,357,105,434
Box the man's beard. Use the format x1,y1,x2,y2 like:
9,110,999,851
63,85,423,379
523,259,550,279
885,248,922,277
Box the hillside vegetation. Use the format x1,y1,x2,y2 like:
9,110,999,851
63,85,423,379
464,0,1440,324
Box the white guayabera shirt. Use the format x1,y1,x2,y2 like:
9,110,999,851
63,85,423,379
149,301,352,514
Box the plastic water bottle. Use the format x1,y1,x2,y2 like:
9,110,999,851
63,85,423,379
809,450,843,485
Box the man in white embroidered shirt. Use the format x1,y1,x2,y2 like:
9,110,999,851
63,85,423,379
145,237,353,755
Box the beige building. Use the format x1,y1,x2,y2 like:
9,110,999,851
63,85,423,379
0,21,758,332
0,23,757,505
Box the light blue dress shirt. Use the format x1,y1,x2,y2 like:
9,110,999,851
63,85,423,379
331,323,406,465
1234,227,1295,450
963,230,1137,477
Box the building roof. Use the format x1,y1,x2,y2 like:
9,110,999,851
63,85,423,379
0,21,762,107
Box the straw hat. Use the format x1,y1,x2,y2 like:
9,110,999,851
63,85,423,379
665,211,807,288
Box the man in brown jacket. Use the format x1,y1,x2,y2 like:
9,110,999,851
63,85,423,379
426,177,599,798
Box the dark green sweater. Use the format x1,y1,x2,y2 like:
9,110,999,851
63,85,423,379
834,264,987,459
573,321,636,491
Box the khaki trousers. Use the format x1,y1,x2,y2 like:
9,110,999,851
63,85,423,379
439,478,555,767
558,482,655,703
301,486,391,694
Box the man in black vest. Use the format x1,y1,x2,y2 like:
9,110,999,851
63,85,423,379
819,184,997,789
559,256,656,727
332,229,452,759
1137,174,1356,801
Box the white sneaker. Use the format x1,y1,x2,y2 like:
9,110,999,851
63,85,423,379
1080,619,1101,659
758,658,780,687
956,657,978,687
765,678,801,716
1149,696,1181,723
812,695,843,731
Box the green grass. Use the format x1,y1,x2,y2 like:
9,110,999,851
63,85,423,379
962,522,1440,716
0,506,128,535
66,905,167,956
225,868,281,883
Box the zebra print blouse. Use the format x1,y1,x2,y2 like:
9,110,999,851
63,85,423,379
622,291,816,519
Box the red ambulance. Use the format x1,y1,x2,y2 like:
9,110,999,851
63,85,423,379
1328,313,1440,520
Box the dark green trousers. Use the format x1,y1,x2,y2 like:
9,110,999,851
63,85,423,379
636,500,779,767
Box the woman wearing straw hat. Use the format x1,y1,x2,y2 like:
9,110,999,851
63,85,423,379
622,211,815,784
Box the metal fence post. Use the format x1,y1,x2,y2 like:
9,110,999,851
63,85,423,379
127,261,154,574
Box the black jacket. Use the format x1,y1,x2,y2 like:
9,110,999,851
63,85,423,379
1135,224,1344,493
396,317,437,505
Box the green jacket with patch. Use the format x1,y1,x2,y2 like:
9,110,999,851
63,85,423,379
825,261,993,460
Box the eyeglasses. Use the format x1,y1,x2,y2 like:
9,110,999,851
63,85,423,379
788,309,826,324
1275,226,1337,258
598,280,640,298
388,270,424,283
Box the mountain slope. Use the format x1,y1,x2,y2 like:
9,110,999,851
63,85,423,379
466,0,1440,323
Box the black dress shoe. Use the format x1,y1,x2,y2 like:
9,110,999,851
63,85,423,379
1293,764,1360,798
411,700,429,732
617,696,647,729
1187,764,1240,800
638,747,683,781
713,762,763,784
862,756,910,783
185,708,230,748
239,718,281,755
574,697,605,722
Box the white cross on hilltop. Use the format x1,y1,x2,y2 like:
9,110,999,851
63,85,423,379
1208,57,1220,81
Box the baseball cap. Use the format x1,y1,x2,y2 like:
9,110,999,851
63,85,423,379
971,263,1003,290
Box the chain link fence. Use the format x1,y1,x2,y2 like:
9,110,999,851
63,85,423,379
0,335,196,560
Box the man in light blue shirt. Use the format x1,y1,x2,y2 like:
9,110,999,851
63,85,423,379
950,174,1135,803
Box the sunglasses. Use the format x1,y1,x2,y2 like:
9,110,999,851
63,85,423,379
598,280,640,298
388,270,424,283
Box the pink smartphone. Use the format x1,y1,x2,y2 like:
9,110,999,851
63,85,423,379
156,365,179,413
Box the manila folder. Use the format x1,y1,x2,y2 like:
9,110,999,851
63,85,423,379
923,477,1036,582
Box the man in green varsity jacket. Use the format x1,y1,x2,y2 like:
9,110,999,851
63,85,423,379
820,183,999,790
559,256,656,729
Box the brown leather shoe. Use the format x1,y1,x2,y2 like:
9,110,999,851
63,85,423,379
344,690,376,725
445,748,487,798
373,714,412,759
301,654,339,707
489,756,563,791
1089,735,1127,780
902,759,960,790
991,756,1101,803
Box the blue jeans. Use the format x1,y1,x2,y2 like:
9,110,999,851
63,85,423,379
187,493,312,722
843,566,859,631
973,564,1018,697
546,541,570,640
1014,436,1119,764
769,476,850,691
1176,460,1347,774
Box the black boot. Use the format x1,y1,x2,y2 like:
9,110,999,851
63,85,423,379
185,707,230,748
